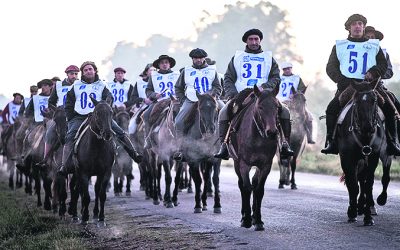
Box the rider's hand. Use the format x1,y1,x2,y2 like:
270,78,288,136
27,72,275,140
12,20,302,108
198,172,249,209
364,72,373,82
156,93,162,99
144,98,152,105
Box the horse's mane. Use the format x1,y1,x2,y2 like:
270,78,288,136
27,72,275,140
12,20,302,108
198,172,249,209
149,99,171,126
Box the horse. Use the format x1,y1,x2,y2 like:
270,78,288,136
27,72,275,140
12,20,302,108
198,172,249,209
112,107,134,196
3,119,24,189
181,92,222,214
68,97,115,226
278,86,308,189
337,79,384,226
148,96,184,207
228,85,280,231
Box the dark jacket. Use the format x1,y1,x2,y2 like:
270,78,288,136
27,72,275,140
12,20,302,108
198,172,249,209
224,46,281,99
175,63,222,104
48,79,73,107
326,36,388,92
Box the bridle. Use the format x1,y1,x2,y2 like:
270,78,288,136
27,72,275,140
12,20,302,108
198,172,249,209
90,104,114,141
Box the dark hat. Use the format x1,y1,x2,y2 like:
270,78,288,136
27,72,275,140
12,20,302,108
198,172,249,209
242,28,263,42
345,14,367,30
365,26,384,40
205,57,216,65
37,79,54,88
140,63,154,77
30,85,38,92
152,55,176,69
13,93,23,99
114,67,126,73
80,61,98,71
65,65,79,73
51,76,61,82
189,48,208,58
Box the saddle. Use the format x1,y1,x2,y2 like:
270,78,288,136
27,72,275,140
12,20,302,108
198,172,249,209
73,117,90,154
183,102,199,134
149,99,171,127
228,89,256,132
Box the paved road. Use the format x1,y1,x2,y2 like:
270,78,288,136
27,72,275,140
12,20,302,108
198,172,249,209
105,163,400,249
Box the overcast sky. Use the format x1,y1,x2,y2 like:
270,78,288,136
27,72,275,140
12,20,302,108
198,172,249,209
0,0,398,98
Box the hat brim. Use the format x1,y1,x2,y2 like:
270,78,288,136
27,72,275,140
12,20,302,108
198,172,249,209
152,57,176,69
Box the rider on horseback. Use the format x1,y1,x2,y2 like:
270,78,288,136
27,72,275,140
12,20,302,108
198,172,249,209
321,14,400,156
214,28,294,160
18,85,39,117
37,65,79,168
173,48,223,161
58,61,142,176
1,92,23,155
107,67,136,110
143,55,180,149
277,62,315,144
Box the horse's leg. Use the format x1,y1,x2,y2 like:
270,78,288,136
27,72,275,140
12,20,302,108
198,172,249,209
42,171,52,211
290,156,297,190
201,161,211,211
69,174,80,222
234,160,252,228
377,154,391,206
206,165,213,197
17,169,23,188
93,177,102,221
98,170,111,227
33,168,42,207
252,165,271,231
190,162,203,213
278,159,285,189
212,161,221,214
8,159,15,189
172,160,182,206
187,166,193,194
340,155,358,222
126,172,132,195
364,156,379,226
113,171,118,196
162,160,173,208
157,162,163,201
80,174,90,224
55,174,67,218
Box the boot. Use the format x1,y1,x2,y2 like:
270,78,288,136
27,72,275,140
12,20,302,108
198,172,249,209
321,114,338,155
36,142,52,169
385,117,400,156
280,118,294,157
305,120,315,144
119,134,143,163
214,120,230,160
57,143,74,177
173,130,185,161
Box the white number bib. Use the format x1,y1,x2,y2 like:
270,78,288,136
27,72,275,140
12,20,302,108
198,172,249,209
73,80,106,115
55,80,73,107
135,78,148,99
107,81,132,107
151,71,180,100
8,102,21,124
184,66,216,102
277,75,300,102
32,95,49,122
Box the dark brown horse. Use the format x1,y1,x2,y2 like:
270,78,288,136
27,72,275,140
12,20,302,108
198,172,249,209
68,97,115,226
228,85,279,231
337,80,384,226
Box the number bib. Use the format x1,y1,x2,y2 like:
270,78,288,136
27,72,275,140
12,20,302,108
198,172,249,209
107,80,132,107
336,39,379,79
277,75,300,102
24,97,31,108
55,81,73,107
8,102,21,124
73,80,106,115
233,51,272,92
151,71,180,100
184,66,216,102
32,95,49,122
135,78,148,99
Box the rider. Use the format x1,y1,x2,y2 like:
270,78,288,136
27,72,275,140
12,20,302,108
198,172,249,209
37,65,79,168
58,61,142,176
173,48,223,161
214,28,294,159
18,85,39,116
321,14,400,155
277,62,315,144
107,67,136,109
24,79,53,123
1,93,24,155
143,55,180,149
128,63,155,135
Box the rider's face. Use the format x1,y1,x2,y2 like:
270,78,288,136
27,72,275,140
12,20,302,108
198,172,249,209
67,71,79,83
246,35,261,51
192,57,205,67
158,59,170,71
349,21,365,38
115,71,125,82
82,65,96,80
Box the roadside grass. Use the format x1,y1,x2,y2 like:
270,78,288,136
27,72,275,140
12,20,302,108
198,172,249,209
0,178,86,250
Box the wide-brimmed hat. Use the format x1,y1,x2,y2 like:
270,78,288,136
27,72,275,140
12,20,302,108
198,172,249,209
242,28,263,42
13,93,24,99
365,26,384,40
189,48,208,58
114,67,126,73
345,14,367,30
152,55,176,69
37,79,53,88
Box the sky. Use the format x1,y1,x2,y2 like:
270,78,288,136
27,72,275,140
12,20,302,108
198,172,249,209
0,0,398,99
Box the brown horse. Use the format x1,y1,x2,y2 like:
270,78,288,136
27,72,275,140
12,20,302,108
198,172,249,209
228,85,279,231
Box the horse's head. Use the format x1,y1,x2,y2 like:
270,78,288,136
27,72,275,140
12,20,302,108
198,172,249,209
170,95,181,119
253,85,279,139
53,106,67,145
196,92,218,136
288,86,307,121
90,96,114,141
351,80,379,135
114,106,130,132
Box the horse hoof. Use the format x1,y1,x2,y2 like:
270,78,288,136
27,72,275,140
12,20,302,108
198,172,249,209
166,202,174,208
145,196,151,200
173,201,179,207
202,206,208,211
72,217,80,223
254,224,265,231
194,208,202,213
347,217,357,223
291,184,297,190
241,220,252,228
214,207,221,214
187,187,193,194
153,200,160,205
377,193,387,206
44,203,51,211
125,192,131,196
278,184,284,189
97,221,107,227
363,219,374,226
370,206,377,216
207,192,213,197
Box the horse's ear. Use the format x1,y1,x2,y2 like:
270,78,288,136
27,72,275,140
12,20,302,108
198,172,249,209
90,94,99,106
253,84,261,97
289,86,297,99
105,96,113,106
170,95,176,101
272,84,279,97
48,103,57,112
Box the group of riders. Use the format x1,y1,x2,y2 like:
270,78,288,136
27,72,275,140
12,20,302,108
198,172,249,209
1,13,400,181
